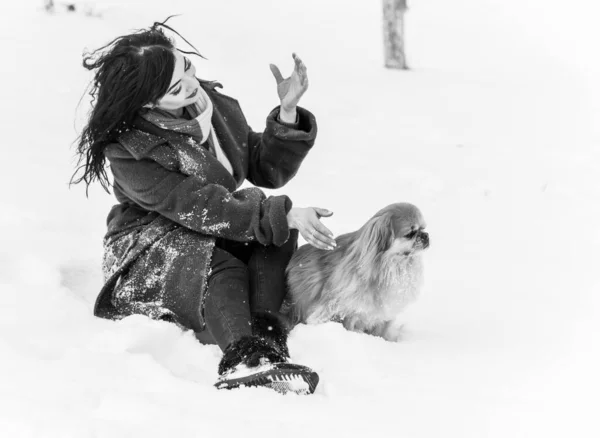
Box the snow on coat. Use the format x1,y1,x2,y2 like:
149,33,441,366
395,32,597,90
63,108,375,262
94,80,317,333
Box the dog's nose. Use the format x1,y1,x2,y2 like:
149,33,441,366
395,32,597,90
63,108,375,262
417,231,429,249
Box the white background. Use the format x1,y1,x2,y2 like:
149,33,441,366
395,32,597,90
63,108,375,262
1,0,599,437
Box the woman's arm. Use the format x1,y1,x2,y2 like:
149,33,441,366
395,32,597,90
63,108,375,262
246,105,317,189
246,53,315,189
107,144,292,246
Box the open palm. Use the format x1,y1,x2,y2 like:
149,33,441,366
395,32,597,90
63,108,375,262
269,53,309,111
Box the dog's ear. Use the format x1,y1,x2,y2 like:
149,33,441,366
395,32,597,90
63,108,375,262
357,213,393,257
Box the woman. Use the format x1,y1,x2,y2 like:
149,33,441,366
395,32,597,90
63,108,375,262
71,20,337,395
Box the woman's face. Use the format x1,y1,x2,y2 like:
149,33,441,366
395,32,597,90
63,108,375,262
154,49,200,113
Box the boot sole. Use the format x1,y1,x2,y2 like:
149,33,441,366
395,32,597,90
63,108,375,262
215,363,319,395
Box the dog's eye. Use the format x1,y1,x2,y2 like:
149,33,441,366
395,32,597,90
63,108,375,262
404,230,418,239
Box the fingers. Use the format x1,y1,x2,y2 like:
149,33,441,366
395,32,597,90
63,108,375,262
293,53,306,69
293,53,308,86
306,207,336,250
313,207,333,219
272,54,305,81
269,63,284,84
312,220,334,240
291,206,335,250
312,225,336,250
303,227,336,251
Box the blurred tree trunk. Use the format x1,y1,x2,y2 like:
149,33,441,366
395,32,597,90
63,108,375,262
383,0,408,69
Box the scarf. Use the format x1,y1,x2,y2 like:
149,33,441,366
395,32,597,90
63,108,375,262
141,86,234,175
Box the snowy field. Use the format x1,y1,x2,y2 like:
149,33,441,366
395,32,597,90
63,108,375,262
1,0,599,437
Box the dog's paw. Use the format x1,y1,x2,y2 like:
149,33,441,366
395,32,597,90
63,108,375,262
382,330,403,342
341,316,371,333
382,324,405,342
373,320,405,342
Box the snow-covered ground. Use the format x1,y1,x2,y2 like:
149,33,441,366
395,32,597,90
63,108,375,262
1,0,599,437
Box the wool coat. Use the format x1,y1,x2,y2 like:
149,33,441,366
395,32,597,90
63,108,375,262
95,80,317,333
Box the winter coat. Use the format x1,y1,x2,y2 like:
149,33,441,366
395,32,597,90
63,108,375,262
95,80,317,333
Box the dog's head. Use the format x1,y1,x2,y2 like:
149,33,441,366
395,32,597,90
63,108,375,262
359,203,429,259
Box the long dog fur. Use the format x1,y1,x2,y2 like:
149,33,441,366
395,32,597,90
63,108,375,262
282,203,428,342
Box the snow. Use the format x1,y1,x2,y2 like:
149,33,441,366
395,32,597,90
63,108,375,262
2,0,599,437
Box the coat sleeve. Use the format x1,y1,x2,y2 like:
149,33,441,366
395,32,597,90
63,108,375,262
107,145,292,246
246,106,317,189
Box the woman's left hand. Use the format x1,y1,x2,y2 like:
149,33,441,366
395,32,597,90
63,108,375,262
269,53,309,114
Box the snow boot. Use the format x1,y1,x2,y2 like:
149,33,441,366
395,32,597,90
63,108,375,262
214,313,319,395
251,311,291,358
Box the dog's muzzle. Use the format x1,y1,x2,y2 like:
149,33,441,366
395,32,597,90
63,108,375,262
415,231,429,249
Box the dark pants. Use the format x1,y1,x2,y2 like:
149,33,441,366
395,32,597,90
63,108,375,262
198,230,298,351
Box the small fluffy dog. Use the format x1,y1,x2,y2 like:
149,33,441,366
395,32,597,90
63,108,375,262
283,203,429,342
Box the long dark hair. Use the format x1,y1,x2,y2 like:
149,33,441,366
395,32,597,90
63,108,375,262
71,25,177,193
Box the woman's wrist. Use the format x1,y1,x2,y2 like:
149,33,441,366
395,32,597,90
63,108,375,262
279,106,298,124
286,207,298,229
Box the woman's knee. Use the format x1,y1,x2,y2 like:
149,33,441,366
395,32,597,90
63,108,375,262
209,248,249,280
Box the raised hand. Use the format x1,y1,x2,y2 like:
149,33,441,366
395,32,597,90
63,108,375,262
269,53,309,113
